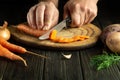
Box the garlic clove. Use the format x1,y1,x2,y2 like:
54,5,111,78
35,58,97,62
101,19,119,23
62,53,72,59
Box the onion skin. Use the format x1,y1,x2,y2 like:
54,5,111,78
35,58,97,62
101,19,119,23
106,32,120,53
0,21,11,40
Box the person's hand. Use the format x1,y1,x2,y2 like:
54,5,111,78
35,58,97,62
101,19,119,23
27,1,59,30
64,0,98,27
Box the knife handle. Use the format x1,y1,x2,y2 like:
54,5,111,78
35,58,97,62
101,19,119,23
66,17,72,27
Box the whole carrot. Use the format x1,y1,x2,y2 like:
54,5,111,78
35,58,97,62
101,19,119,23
17,24,47,37
0,37,48,59
0,44,27,66
0,37,26,53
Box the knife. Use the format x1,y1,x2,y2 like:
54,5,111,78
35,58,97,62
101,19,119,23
39,17,71,40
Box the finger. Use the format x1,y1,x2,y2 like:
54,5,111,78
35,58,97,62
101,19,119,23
87,12,97,23
36,4,45,29
71,13,81,27
27,5,37,29
84,10,90,24
79,12,86,27
85,9,97,24
63,4,69,19
70,8,81,27
51,12,59,28
42,6,53,30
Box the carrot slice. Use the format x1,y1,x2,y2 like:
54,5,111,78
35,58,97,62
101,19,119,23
49,30,90,43
49,30,57,40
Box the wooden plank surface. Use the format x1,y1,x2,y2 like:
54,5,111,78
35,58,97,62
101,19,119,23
1,49,45,80
44,50,83,80
0,58,8,80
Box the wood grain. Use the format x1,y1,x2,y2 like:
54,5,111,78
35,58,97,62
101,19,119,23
8,23,101,50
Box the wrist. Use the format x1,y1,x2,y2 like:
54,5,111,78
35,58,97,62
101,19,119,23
92,0,99,4
38,0,58,7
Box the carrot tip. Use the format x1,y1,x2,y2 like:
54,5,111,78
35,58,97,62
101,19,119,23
19,57,27,66
26,51,48,59
21,59,27,67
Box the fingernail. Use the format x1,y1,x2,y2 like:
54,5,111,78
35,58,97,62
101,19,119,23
43,25,49,30
31,25,36,29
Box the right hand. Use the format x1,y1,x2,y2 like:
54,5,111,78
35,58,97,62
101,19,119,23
27,1,59,30
64,0,98,27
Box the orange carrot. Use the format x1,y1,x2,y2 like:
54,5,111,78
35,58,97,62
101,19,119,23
72,35,89,41
0,37,48,59
56,37,65,42
60,38,71,43
72,35,82,41
17,24,47,37
0,44,27,66
49,30,90,43
56,37,74,43
49,30,57,40
0,37,27,54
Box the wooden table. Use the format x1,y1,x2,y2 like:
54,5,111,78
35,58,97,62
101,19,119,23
0,1,120,80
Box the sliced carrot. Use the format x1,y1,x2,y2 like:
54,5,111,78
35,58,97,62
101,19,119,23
72,35,81,41
49,30,90,43
72,35,87,41
49,30,57,40
56,37,65,42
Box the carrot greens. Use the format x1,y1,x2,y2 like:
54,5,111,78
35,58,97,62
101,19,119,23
90,51,120,70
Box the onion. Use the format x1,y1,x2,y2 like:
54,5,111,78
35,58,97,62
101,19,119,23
0,21,10,40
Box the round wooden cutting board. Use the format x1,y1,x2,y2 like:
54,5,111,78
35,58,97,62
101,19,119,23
8,24,101,50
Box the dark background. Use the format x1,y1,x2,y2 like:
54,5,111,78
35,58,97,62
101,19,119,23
0,0,119,25
0,0,37,25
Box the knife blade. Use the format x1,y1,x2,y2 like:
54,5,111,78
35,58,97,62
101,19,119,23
38,17,71,40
